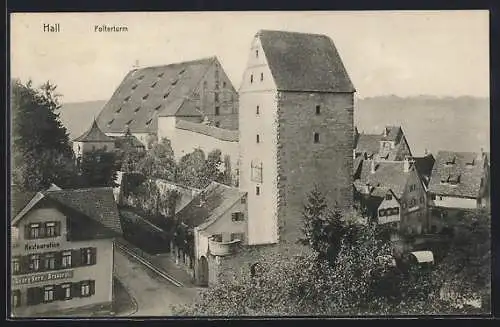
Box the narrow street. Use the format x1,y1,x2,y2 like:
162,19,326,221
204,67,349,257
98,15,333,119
113,248,199,316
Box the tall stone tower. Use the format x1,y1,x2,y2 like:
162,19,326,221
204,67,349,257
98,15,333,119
239,30,355,246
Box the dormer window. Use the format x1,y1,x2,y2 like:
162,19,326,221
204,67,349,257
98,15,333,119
142,94,149,100
134,106,140,113
124,96,130,102
154,104,162,111
466,158,475,166
179,68,186,75
385,193,392,200
131,84,138,90
158,72,164,78
107,119,114,126
445,156,456,165
116,107,122,114
448,174,461,185
126,119,133,126
146,118,153,126
151,81,158,88
164,92,170,99
138,75,145,81
171,79,178,86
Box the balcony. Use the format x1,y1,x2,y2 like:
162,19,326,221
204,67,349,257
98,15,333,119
208,239,241,257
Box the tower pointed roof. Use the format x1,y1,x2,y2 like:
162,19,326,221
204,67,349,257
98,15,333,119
73,119,115,142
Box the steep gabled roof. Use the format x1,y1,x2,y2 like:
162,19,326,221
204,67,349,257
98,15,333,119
428,151,487,198
354,125,411,161
175,182,243,229
382,126,403,142
97,57,217,134
12,187,122,235
358,161,412,198
413,154,436,186
355,134,380,157
257,30,355,93
73,119,115,142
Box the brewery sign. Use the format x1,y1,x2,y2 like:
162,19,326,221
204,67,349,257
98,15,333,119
12,270,74,286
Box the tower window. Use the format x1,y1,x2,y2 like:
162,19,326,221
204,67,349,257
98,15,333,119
215,106,220,116
250,74,253,84
256,186,260,196
314,132,320,143
256,49,259,58
256,105,260,115
260,73,264,81
223,81,227,88
256,134,260,143
316,105,321,115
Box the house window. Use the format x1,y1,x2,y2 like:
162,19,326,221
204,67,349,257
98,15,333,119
211,234,223,242
231,233,244,241
256,105,260,115
314,133,320,143
379,209,386,217
44,253,56,271
410,199,416,207
61,284,72,300
250,74,253,83
385,194,392,201
240,197,246,204
43,286,55,303
251,161,263,183
255,49,259,58
256,186,260,196
62,251,72,268
12,257,20,274
215,106,220,116
28,223,40,239
231,212,245,222
223,81,227,88
215,122,220,128
431,194,436,200
260,72,264,81
256,134,260,143
316,105,321,115
12,290,21,308
45,222,59,237
82,248,96,266
80,282,91,297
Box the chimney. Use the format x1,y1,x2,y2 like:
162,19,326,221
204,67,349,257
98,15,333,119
370,160,376,174
383,127,388,138
424,148,428,155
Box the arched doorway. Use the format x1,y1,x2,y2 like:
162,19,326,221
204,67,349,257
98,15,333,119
198,256,209,286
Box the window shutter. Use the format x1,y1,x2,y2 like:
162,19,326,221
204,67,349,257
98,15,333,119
35,287,44,305
55,284,64,301
20,256,30,274
90,280,96,295
91,248,97,265
24,225,30,240
55,252,63,270
27,288,35,305
72,282,81,298
55,221,61,236
72,249,82,267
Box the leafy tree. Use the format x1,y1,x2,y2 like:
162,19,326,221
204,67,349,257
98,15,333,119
137,138,176,180
79,150,117,187
12,79,77,190
176,149,207,188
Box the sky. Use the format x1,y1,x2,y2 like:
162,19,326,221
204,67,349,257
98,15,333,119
10,11,489,103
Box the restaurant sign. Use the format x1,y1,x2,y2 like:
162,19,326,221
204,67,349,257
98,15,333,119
12,270,74,286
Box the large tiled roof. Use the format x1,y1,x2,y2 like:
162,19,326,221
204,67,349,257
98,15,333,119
44,187,123,235
355,134,380,158
175,120,239,142
381,126,403,142
354,125,410,161
257,30,355,93
97,57,217,134
358,160,412,198
73,120,115,142
175,182,243,228
428,151,486,198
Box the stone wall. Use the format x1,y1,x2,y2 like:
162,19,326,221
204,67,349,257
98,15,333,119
276,91,354,244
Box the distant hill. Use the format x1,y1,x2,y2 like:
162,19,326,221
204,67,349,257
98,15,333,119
59,100,107,140
59,96,490,156
355,95,489,156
